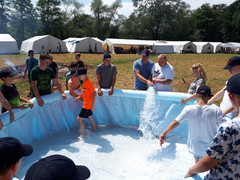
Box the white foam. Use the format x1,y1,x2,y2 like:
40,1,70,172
18,126,207,180
138,86,163,138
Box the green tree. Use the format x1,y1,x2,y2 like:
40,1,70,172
36,0,62,36
191,3,225,41
0,0,11,33
222,0,240,42
9,0,38,45
91,0,122,40
128,0,190,40
60,0,83,38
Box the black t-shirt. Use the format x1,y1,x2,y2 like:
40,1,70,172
30,66,56,97
49,61,58,75
1,84,21,113
77,60,85,68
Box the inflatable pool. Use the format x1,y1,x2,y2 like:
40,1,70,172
0,89,208,179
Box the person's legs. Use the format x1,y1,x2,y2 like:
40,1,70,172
76,116,85,139
88,116,96,132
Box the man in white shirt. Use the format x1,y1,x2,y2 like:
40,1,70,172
185,74,240,179
151,54,174,91
159,85,226,163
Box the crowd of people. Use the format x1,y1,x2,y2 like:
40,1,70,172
0,49,240,179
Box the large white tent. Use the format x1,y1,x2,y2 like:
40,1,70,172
0,34,19,54
165,41,197,53
208,42,222,53
221,42,240,53
193,42,214,53
152,42,174,53
103,38,156,54
63,37,104,53
20,35,68,53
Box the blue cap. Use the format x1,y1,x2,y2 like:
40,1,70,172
71,69,80,76
0,68,18,78
227,74,240,94
196,85,213,97
223,56,240,70
141,49,150,57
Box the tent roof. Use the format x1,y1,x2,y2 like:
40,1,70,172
0,34,16,42
63,37,88,42
104,38,156,46
193,42,211,46
165,41,193,45
23,35,49,42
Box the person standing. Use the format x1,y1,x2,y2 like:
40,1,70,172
160,85,226,163
185,74,240,179
0,91,14,130
151,54,174,91
207,56,240,119
30,53,67,106
75,68,96,139
96,53,117,96
23,50,38,97
133,49,154,90
181,63,207,104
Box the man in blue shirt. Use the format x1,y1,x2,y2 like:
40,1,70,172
133,49,154,90
23,50,38,97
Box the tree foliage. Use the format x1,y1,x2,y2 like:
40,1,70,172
2,0,240,46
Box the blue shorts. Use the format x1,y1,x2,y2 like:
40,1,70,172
193,154,204,160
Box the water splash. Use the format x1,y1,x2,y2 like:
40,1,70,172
138,86,162,139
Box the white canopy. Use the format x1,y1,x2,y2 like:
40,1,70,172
20,35,68,53
165,41,197,53
0,34,19,55
103,38,156,54
193,42,214,53
63,37,104,53
153,42,174,53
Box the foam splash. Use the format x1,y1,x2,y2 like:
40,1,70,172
138,86,162,139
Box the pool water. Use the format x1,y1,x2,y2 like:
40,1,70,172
18,126,207,180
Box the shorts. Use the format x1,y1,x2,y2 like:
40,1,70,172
79,108,92,118
193,154,204,160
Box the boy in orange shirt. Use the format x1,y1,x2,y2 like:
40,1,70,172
75,67,96,139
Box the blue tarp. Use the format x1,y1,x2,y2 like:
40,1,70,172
0,89,194,144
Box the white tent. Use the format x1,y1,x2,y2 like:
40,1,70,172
209,42,222,53
63,37,104,53
103,38,156,54
153,42,174,53
193,42,214,53
20,35,68,53
165,41,197,53
0,34,19,55
222,42,240,53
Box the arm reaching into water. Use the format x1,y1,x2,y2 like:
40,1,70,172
159,120,180,146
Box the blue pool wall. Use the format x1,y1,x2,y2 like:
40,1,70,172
0,89,197,144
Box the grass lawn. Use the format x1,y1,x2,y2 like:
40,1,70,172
0,53,237,106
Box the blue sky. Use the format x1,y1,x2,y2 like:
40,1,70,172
80,0,236,17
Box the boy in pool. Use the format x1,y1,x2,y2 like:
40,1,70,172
75,67,96,139
65,62,79,90
68,69,82,97
0,68,33,114
159,85,226,163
